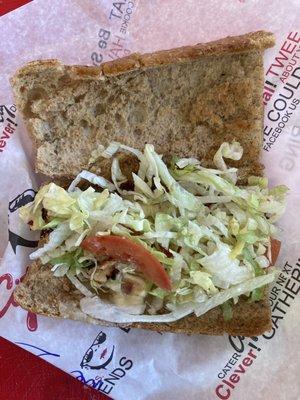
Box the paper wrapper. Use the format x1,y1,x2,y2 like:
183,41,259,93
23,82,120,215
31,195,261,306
1,1,300,399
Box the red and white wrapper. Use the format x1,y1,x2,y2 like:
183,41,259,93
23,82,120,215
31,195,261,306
0,1,299,399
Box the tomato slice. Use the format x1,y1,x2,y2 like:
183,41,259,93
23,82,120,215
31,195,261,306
269,238,281,266
81,235,171,291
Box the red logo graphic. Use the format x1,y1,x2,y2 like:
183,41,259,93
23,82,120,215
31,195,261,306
0,272,38,331
0,105,18,153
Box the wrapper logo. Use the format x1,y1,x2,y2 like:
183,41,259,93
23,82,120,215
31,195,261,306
72,330,133,395
80,331,115,370
0,272,38,331
263,32,300,152
8,189,39,254
9,189,36,213
91,1,136,66
214,259,300,399
0,189,39,330
215,344,259,400
277,124,300,172
0,105,17,153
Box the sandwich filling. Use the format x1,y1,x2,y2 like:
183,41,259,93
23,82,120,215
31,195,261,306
19,142,287,323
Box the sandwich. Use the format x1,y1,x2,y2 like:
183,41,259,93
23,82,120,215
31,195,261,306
11,31,287,336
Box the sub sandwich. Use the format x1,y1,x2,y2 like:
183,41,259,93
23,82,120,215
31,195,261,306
12,31,287,336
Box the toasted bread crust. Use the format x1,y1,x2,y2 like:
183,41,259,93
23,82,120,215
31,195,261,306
11,31,274,80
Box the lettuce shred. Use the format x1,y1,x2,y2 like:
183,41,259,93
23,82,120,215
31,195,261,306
20,141,287,322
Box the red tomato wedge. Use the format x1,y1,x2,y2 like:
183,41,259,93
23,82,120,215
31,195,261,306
269,238,281,266
81,235,172,291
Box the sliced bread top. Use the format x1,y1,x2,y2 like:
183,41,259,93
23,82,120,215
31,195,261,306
11,31,274,179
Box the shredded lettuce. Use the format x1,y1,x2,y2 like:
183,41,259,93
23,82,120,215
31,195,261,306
80,296,195,323
29,222,72,260
68,170,115,192
20,141,287,322
213,141,243,183
221,300,233,321
194,272,276,317
67,273,94,297
251,287,265,302
189,270,217,293
200,243,253,288
49,248,94,276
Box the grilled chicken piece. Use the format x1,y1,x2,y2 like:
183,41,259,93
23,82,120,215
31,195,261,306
111,274,147,311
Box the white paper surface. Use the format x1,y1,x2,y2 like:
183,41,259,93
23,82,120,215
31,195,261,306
0,1,300,399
